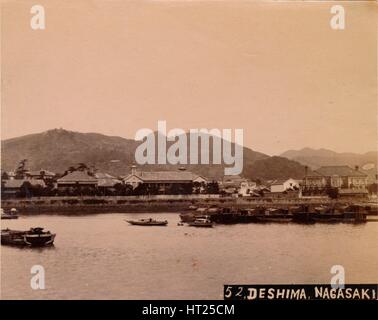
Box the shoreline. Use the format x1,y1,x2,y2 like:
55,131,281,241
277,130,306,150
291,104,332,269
1,196,376,215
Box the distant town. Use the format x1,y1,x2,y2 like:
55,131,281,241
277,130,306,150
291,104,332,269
1,159,377,201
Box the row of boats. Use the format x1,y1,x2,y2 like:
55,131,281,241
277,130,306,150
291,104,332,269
124,203,374,228
126,217,213,227
2,204,374,247
179,204,375,224
1,212,211,249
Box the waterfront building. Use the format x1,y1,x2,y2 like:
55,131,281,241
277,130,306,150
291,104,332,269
269,178,300,193
1,179,46,198
123,166,207,194
303,165,368,197
57,170,98,191
220,175,245,194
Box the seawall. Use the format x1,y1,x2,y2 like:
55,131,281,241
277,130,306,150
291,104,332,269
2,195,373,215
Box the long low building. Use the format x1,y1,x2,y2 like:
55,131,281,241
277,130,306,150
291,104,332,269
56,171,98,190
269,178,300,193
2,179,46,197
303,165,368,197
123,166,207,193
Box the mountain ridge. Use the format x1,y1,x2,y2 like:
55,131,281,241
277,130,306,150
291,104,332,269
280,147,377,182
1,128,309,181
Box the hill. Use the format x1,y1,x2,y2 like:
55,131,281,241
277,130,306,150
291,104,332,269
1,129,308,181
281,147,377,182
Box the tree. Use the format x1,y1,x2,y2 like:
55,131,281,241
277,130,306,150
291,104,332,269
193,181,201,194
77,163,89,171
63,166,77,176
133,183,149,196
1,171,9,180
31,184,44,197
206,181,219,194
15,159,28,179
17,181,33,198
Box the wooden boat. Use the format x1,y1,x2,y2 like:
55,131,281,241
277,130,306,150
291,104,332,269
1,214,19,220
188,217,213,228
255,215,293,223
206,207,241,224
180,207,209,222
126,218,168,226
1,227,56,247
1,208,19,220
340,205,367,223
311,205,367,223
253,208,293,223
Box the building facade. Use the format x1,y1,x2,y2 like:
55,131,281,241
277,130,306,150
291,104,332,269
56,170,98,191
123,166,207,194
303,165,368,196
270,178,300,193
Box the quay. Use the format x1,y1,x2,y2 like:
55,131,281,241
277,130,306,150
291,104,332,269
1,195,377,215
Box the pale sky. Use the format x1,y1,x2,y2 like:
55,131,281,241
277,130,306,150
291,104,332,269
1,0,377,155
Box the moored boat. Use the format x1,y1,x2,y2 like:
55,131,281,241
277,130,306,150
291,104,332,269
255,215,293,223
126,218,168,226
1,208,19,220
188,217,213,228
207,207,241,224
180,207,209,222
340,204,367,223
252,207,292,223
1,227,56,247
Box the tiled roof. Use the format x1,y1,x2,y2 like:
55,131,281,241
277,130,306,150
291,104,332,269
57,171,97,183
269,178,298,186
270,179,287,186
4,179,46,188
305,170,323,177
314,166,367,177
97,178,122,187
95,173,122,187
3,180,26,188
95,172,116,179
221,175,247,187
125,171,205,182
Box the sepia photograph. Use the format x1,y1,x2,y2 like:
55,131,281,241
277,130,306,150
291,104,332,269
0,0,377,311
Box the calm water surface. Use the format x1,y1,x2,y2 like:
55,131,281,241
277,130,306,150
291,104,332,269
1,213,377,299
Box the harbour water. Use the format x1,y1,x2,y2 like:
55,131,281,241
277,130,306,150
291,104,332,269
1,213,377,299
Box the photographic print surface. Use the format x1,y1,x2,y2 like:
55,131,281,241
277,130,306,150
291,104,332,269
0,0,377,301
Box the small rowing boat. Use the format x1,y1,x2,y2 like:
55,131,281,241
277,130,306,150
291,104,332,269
188,217,213,228
126,218,168,226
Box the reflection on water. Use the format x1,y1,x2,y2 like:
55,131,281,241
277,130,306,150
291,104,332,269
1,213,378,299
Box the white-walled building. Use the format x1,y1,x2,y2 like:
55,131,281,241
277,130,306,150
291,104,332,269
123,166,207,192
270,178,300,193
